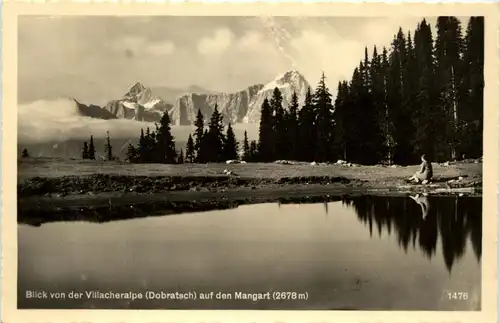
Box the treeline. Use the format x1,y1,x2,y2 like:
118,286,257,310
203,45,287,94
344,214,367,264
125,112,178,164
118,16,483,166
333,17,484,165
124,107,241,164
252,16,483,165
82,131,114,161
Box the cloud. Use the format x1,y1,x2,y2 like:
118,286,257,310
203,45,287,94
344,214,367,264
112,36,176,57
17,99,155,144
289,29,364,90
236,31,264,51
286,17,436,91
19,16,461,104
143,41,176,56
197,28,234,55
17,98,261,145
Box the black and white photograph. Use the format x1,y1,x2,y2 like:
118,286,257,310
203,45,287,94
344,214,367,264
7,6,496,316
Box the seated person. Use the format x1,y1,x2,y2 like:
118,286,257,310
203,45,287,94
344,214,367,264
408,154,433,184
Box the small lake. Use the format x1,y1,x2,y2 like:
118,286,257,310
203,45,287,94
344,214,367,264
18,195,482,310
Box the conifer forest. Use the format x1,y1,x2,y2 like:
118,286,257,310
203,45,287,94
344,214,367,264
114,17,484,166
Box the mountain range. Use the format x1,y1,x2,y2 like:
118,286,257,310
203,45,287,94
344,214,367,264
73,70,311,125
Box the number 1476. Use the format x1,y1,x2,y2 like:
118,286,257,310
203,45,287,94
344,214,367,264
447,292,469,300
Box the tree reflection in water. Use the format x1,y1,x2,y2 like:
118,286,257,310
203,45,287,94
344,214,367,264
340,195,482,273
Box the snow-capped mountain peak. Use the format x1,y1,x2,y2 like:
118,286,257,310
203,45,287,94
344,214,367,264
173,70,311,125
125,82,147,98
102,82,173,122
79,72,311,125
260,70,309,93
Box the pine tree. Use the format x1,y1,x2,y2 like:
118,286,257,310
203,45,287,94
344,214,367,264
243,130,250,161
104,131,113,161
333,81,349,160
345,66,365,163
369,46,388,163
460,17,484,158
21,148,29,158
386,30,414,165
436,17,465,160
154,111,177,164
206,104,225,162
223,123,239,161
249,140,259,162
88,135,96,160
144,127,155,163
126,144,139,163
355,49,385,164
313,73,335,162
413,19,443,161
138,128,147,163
82,142,89,159
185,134,195,163
178,148,184,164
258,98,274,162
287,91,299,160
199,129,210,163
297,87,316,161
194,109,205,162
270,87,286,160
380,46,396,163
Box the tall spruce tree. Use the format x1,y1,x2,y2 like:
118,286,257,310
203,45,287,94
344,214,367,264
138,128,147,163
193,109,205,162
178,149,184,164
82,142,89,160
185,134,195,163
258,98,274,162
313,73,335,162
413,19,443,161
402,31,418,161
223,123,239,160
270,87,286,160
206,104,225,162
144,127,155,163
287,91,300,160
346,66,365,163
243,130,250,161
126,144,139,163
154,111,177,164
380,46,396,163
358,51,384,165
460,17,484,158
297,87,316,161
198,129,210,163
369,45,388,163
436,17,465,160
104,131,113,161
387,30,412,164
88,135,96,160
249,140,258,162
333,81,349,160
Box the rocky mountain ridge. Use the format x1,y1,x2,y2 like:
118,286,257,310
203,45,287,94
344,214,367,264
74,70,311,124
173,70,310,125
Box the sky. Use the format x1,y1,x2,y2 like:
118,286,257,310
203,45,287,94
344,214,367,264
17,15,468,105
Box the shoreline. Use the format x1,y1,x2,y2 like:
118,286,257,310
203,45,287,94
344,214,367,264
17,157,483,225
18,186,481,227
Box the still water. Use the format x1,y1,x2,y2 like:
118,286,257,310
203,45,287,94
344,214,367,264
18,195,482,310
